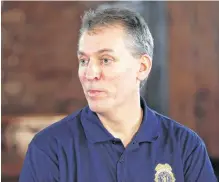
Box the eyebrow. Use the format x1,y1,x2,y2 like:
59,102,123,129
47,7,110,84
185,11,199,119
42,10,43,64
77,48,114,56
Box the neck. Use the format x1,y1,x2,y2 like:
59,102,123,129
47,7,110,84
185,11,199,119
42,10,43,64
97,93,143,147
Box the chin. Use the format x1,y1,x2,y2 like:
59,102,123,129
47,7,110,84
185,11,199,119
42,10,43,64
87,97,111,113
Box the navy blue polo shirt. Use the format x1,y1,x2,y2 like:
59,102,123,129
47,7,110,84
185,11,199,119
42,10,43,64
19,97,217,182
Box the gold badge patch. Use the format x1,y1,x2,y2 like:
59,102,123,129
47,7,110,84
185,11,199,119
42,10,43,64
154,163,176,182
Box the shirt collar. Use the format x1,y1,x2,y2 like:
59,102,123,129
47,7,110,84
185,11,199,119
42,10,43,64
134,97,160,143
80,96,160,144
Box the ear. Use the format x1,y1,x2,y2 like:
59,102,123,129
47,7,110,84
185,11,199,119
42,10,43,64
137,54,152,81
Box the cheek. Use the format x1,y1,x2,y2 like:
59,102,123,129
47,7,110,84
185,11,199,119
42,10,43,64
103,68,123,82
104,67,133,87
78,68,86,82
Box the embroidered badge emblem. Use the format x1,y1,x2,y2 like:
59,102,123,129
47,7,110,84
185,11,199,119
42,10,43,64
154,163,176,182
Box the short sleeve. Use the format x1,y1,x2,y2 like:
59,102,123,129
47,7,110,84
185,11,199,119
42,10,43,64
184,139,217,182
19,141,59,182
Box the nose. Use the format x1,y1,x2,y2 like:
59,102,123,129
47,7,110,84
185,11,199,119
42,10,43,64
85,61,101,80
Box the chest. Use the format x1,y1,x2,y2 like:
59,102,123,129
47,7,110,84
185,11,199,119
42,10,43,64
59,141,185,182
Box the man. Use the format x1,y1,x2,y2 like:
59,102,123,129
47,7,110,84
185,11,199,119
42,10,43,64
19,5,217,182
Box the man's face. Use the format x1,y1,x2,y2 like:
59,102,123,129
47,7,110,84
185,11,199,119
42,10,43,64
78,25,142,113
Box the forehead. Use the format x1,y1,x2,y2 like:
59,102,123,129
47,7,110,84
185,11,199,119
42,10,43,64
78,26,127,55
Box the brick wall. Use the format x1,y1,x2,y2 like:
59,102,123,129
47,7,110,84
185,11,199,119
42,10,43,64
2,2,90,115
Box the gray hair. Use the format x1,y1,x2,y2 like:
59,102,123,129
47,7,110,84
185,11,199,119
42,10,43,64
79,4,154,87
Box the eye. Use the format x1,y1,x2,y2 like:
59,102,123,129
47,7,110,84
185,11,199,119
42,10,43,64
101,58,113,65
79,58,89,66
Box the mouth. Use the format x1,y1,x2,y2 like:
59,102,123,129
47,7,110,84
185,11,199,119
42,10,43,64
87,90,106,98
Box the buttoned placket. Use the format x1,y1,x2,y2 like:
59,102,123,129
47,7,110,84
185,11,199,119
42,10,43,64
115,140,140,182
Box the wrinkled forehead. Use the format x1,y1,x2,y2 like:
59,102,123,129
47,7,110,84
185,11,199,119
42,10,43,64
78,25,128,56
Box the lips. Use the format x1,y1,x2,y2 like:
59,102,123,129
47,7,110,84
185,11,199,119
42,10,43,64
87,90,105,97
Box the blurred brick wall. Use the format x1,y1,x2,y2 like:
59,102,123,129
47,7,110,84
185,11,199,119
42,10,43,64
2,2,90,115
168,2,219,158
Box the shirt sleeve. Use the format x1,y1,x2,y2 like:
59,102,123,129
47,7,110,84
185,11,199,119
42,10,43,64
19,141,59,182
184,139,217,182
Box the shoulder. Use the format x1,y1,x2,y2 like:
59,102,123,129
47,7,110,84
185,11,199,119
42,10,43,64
29,107,86,151
153,110,205,154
